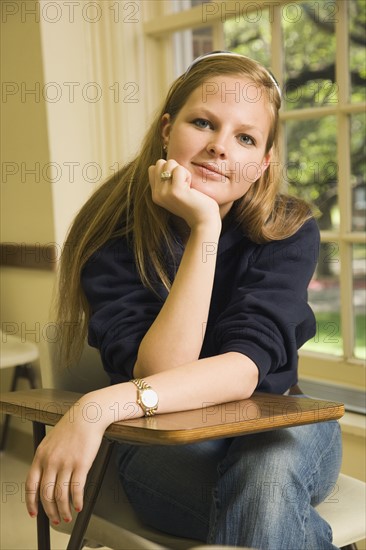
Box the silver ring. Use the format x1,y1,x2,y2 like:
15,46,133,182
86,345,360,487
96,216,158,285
160,171,172,181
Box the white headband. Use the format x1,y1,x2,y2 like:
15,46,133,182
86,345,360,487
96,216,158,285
184,50,281,98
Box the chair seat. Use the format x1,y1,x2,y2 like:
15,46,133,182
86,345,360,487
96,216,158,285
89,471,366,550
55,455,366,550
316,473,366,547
0,333,39,368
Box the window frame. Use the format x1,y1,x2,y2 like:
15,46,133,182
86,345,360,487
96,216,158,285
142,0,366,397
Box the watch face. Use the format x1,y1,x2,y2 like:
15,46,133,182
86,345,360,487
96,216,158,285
141,389,158,408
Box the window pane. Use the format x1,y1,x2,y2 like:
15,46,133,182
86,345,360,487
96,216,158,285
303,243,342,356
192,26,213,58
353,244,366,360
351,113,366,231
283,1,337,110
172,27,214,78
349,0,366,102
224,11,271,68
285,116,338,231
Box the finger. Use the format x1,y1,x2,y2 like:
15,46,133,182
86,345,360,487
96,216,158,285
148,160,167,189
169,165,191,187
25,465,41,518
157,160,178,182
54,470,74,523
70,468,88,513
148,165,156,188
149,159,166,181
39,471,62,525
149,162,175,204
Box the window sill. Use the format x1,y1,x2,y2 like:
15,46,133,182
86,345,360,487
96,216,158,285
339,412,366,438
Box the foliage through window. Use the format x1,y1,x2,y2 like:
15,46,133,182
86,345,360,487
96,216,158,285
222,0,365,361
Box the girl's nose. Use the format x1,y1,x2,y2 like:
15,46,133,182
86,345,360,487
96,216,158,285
206,139,227,159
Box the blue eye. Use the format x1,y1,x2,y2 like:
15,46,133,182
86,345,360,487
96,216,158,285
192,118,212,129
239,134,255,146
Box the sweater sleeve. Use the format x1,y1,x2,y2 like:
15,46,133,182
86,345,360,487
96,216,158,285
81,238,167,383
212,218,320,394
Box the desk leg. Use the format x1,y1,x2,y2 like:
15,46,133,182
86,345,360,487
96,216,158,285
33,422,50,550
66,438,115,550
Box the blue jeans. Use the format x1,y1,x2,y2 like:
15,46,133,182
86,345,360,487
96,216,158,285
116,420,342,549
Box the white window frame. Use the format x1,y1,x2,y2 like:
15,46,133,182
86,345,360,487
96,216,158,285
142,0,366,401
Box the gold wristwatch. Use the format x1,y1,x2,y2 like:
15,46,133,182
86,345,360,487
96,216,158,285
131,378,159,417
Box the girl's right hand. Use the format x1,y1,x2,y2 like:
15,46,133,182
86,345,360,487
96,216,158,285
149,159,221,230
25,397,106,525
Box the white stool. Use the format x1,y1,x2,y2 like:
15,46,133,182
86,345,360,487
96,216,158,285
0,331,39,450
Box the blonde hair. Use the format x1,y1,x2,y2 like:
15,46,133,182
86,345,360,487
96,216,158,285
57,54,313,366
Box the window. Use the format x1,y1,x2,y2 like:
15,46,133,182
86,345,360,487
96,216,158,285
143,0,366,409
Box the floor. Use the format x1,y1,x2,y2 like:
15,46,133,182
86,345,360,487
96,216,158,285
0,429,111,550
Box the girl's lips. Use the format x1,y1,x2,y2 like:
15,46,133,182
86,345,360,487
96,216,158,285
192,163,227,181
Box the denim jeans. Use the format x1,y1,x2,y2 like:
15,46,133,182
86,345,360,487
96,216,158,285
116,420,342,549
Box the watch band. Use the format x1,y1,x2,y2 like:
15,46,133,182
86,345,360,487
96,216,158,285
131,378,150,392
131,378,159,417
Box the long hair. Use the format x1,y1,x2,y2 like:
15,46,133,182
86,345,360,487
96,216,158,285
57,54,313,366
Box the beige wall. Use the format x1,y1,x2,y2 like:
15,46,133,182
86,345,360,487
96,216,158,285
1,1,53,243
1,0,149,361
1,1,56,406
0,0,148,430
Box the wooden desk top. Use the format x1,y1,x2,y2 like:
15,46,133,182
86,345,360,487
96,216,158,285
0,388,344,445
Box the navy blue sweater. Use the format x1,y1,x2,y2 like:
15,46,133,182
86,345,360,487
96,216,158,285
81,218,319,394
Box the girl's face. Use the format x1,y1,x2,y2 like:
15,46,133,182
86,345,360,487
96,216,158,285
161,75,273,218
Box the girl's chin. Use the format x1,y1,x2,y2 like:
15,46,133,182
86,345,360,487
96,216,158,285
191,186,219,202
190,179,220,195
